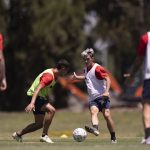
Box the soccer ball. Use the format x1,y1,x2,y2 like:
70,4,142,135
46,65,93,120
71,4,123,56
73,128,87,142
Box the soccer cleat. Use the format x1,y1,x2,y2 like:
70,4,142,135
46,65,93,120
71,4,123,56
12,132,22,142
140,136,150,144
145,136,150,144
111,139,117,144
40,135,54,143
85,125,99,136
140,138,146,144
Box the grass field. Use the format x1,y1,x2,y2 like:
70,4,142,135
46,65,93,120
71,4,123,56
0,108,150,150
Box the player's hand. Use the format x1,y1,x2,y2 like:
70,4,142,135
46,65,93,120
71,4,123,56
70,72,78,80
0,78,7,91
123,73,131,78
123,73,133,86
102,92,109,99
25,103,35,113
73,72,78,79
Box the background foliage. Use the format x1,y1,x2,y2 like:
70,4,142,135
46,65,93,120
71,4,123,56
0,0,150,110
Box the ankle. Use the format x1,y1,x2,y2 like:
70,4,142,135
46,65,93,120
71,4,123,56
42,134,48,137
110,132,116,140
93,125,99,130
16,132,22,137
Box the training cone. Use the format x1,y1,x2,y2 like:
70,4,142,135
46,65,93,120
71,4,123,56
60,134,68,138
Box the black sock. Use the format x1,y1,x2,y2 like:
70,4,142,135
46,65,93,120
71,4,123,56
145,127,150,139
111,132,116,140
93,125,99,130
42,134,46,137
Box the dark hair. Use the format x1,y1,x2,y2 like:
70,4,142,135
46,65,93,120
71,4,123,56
56,59,70,70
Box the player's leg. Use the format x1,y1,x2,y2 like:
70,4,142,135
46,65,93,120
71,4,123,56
40,102,55,143
90,105,99,126
17,114,44,135
102,108,117,143
12,114,44,142
85,105,100,136
41,103,55,136
12,96,46,142
142,101,150,144
141,79,150,144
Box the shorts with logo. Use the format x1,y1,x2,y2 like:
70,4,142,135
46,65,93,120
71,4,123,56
89,97,110,112
142,79,150,100
27,96,49,115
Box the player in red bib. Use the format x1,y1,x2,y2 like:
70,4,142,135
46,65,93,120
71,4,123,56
124,32,150,144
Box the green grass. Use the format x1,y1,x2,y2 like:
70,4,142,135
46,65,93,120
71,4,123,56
0,109,149,150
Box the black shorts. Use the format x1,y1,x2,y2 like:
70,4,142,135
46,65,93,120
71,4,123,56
27,96,49,115
142,79,150,100
89,97,110,112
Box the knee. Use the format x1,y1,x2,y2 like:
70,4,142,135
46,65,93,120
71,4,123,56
103,111,111,119
47,106,56,115
143,113,150,121
91,109,98,116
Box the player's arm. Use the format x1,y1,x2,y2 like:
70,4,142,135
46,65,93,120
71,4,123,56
124,33,147,85
0,34,7,91
103,76,111,97
0,52,7,91
95,65,110,97
124,55,144,78
25,84,43,112
25,73,53,112
73,72,85,80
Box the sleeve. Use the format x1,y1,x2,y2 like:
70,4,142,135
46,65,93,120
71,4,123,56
95,66,108,80
0,34,3,51
40,73,54,88
137,33,148,56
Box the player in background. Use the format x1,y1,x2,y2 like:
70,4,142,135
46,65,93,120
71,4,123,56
124,31,150,144
12,59,70,143
0,33,7,91
73,48,117,143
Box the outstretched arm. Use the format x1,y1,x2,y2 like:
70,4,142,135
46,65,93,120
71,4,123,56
124,55,144,86
73,72,85,80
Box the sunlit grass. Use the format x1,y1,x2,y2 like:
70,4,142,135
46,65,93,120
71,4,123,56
0,109,148,150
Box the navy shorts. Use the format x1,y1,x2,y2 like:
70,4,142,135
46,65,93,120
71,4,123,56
27,96,49,115
142,79,150,100
89,97,110,112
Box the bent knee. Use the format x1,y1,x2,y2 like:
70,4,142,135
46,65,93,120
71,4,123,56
47,106,56,114
90,106,99,115
103,110,111,118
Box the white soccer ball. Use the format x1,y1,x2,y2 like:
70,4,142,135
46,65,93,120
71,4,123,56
73,128,87,142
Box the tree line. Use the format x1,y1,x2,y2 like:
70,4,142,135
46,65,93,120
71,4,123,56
0,0,150,110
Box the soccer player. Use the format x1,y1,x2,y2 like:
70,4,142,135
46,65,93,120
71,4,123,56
0,33,7,91
124,31,150,144
12,59,70,143
73,48,117,143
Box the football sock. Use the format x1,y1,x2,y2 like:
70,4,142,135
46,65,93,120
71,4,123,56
145,127,150,139
42,134,46,137
111,132,116,140
93,125,99,130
